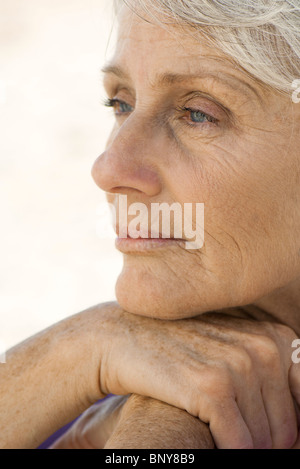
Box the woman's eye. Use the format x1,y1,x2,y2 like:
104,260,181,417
104,98,218,128
104,98,133,115
184,108,217,125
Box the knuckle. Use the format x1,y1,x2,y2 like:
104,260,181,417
260,321,297,346
227,346,253,376
271,322,297,344
198,393,233,422
248,334,280,365
186,366,234,418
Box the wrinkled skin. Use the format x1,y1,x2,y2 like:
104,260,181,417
88,3,300,450
51,394,300,450
51,307,300,449
92,6,300,324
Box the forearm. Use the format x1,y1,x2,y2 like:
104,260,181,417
105,395,215,450
0,307,107,449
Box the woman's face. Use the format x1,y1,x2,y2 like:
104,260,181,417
92,6,300,319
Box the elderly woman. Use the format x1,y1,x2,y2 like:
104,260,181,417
1,0,300,450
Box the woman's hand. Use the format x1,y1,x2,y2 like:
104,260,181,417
95,304,300,449
3,302,298,449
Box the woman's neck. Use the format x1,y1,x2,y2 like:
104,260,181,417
243,277,300,336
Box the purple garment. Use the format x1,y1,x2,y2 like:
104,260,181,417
38,395,113,449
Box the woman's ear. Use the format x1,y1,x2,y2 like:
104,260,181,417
292,79,300,105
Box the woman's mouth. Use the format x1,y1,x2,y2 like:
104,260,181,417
115,231,186,253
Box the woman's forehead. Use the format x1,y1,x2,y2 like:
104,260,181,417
108,8,264,102
116,6,212,57
115,11,223,79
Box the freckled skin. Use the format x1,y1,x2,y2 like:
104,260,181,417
89,4,300,449
92,6,300,327
2,6,300,451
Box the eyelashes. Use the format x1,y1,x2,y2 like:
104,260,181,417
104,98,133,115
176,105,218,125
103,98,219,127
104,98,117,108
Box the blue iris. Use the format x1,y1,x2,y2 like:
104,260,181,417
118,101,133,113
190,111,210,123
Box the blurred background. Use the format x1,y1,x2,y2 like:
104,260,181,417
0,0,122,349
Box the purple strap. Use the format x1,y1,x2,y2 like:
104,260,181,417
37,395,113,449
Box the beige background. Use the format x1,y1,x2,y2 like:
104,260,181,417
0,0,122,349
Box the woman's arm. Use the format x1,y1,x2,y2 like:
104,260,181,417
105,395,215,450
51,308,300,449
50,395,215,450
1,302,299,449
0,308,106,449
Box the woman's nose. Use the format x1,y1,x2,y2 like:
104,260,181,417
92,120,162,197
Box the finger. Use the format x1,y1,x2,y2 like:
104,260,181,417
207,399,254,449
262,383,298,449
291,432,300,449
237,390,272,449
290,363,300,410
294,400,300,428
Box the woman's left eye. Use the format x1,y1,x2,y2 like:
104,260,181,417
182,108,217,125
104,98,133,115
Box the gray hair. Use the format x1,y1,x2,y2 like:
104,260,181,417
114,0,300,95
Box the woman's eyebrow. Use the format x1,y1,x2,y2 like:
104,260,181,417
101,63,262,103
156,72,262,102
102,64,128,80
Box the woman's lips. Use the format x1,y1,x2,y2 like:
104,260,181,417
115,236,185,253
114,226,186,253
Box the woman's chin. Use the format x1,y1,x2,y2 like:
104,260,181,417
115,264,209,320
